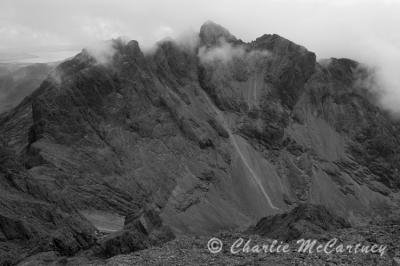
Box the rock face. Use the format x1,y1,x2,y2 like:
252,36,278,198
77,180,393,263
0,21,400,263
0,147,96,265
250,204,351,241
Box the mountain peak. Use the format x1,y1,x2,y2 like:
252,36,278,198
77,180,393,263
199,20,237,46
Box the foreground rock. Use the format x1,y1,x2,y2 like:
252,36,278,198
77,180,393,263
0,147,96,265
29,223,397,265
250,204,351,241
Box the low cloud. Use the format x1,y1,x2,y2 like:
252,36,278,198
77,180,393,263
174,29,200,52
198,40,243,63
366,43,400,116
345,38,400,117
142,28,200,55
84,40,118,65
198,39,270,64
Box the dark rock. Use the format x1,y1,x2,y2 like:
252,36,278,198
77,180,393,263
97,207,174,258
199,20,238,47
250,204,351,241
251,34,316,108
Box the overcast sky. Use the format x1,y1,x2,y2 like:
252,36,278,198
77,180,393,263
0,0,398,57
1,0,400,113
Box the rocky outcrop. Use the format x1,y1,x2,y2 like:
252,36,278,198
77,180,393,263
96,207,174,258
199,21,239,47
250,204,351,241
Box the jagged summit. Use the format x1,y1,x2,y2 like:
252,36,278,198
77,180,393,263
199,20,237,46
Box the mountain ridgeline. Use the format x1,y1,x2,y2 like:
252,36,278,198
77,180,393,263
0,21,399,264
